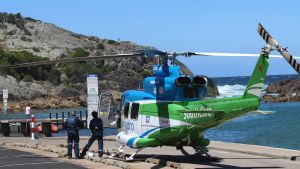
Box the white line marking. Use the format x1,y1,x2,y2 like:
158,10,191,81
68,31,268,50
0,161,63,168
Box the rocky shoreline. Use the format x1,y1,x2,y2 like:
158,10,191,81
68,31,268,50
263,78,300,102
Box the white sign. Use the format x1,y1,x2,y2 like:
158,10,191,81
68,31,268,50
3,89,8,99
87,75,99,127
87,96,99,113
25,106,31,115
87,75,99,95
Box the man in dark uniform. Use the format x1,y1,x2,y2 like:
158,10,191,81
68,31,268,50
79,111,103,158
64,111,81,159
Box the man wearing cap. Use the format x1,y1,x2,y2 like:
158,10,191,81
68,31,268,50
64,111,81,159
79,111,103,158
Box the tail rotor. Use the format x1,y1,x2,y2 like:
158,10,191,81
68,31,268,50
257,23,300,74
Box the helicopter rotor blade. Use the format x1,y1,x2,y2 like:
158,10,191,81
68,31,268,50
257,23,300,74
0,53,143,69
191,52,300,59
134,49,167,57
173,59,194,76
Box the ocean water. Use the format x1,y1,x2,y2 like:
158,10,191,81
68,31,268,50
207,74,300,150
1,74,300,150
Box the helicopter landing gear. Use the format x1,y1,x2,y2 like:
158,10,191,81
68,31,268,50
125,148,144,161
193,146,210,157
177,145,190,156
108,145,124,159
177,145,220,162
193,146,221,162
108,145,143,161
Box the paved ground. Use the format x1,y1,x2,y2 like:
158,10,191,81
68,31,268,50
0,146,86,169
1,136,300,168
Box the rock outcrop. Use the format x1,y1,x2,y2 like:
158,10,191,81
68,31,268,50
263,78,300,102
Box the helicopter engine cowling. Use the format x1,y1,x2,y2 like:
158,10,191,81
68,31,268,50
175,77,191,87
192,76,207,87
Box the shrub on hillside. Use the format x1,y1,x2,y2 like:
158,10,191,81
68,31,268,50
69,48,89,58
23,75,33,82
107,40,120,46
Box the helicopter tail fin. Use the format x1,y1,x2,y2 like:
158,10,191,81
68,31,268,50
243,53,269,99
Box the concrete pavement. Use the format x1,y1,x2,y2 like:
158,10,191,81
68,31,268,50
0,146,86,169
1,136,300,169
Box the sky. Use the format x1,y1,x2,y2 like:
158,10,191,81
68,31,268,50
0,0,300,77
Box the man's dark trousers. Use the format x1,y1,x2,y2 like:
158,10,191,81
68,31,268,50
83,131,103,157
67,131,79,158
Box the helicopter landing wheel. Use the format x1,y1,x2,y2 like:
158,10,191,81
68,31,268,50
193,146,221,162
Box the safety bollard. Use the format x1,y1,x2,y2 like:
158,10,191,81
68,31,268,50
31,115,35,140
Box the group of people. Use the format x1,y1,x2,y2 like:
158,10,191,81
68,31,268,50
64,111,103,159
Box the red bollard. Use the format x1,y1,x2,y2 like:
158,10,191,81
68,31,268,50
31,115,35,140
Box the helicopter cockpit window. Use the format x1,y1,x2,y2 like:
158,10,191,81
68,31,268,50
183,87,199,98
131,103,139,120
123,102,130,118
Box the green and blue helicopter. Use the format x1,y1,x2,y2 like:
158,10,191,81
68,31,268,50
2,24,299,160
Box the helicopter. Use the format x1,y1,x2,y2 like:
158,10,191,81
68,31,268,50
1,23,299,160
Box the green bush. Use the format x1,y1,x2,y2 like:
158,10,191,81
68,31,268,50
139,70,152,77
23,75,33,82
69,48,89,58
97,43,105,50
7,13,16,24
32,47,40,52
47,69,61,85
0,50,51,81
20,36,32,42
107,40,120,46
24,17,37,22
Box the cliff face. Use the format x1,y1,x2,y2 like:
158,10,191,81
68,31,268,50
0,12,219,112
263,78,300,102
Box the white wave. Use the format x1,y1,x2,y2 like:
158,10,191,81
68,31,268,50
217,84,269,98
217,85,246,98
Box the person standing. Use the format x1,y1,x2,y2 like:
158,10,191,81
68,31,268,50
79,111,103,158
64,111,81,159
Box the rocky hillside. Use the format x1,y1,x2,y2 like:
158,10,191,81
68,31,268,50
263,78,300,102
0,12,219,112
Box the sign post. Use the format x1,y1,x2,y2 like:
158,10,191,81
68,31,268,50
3,89,8,119
87,75,99,127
